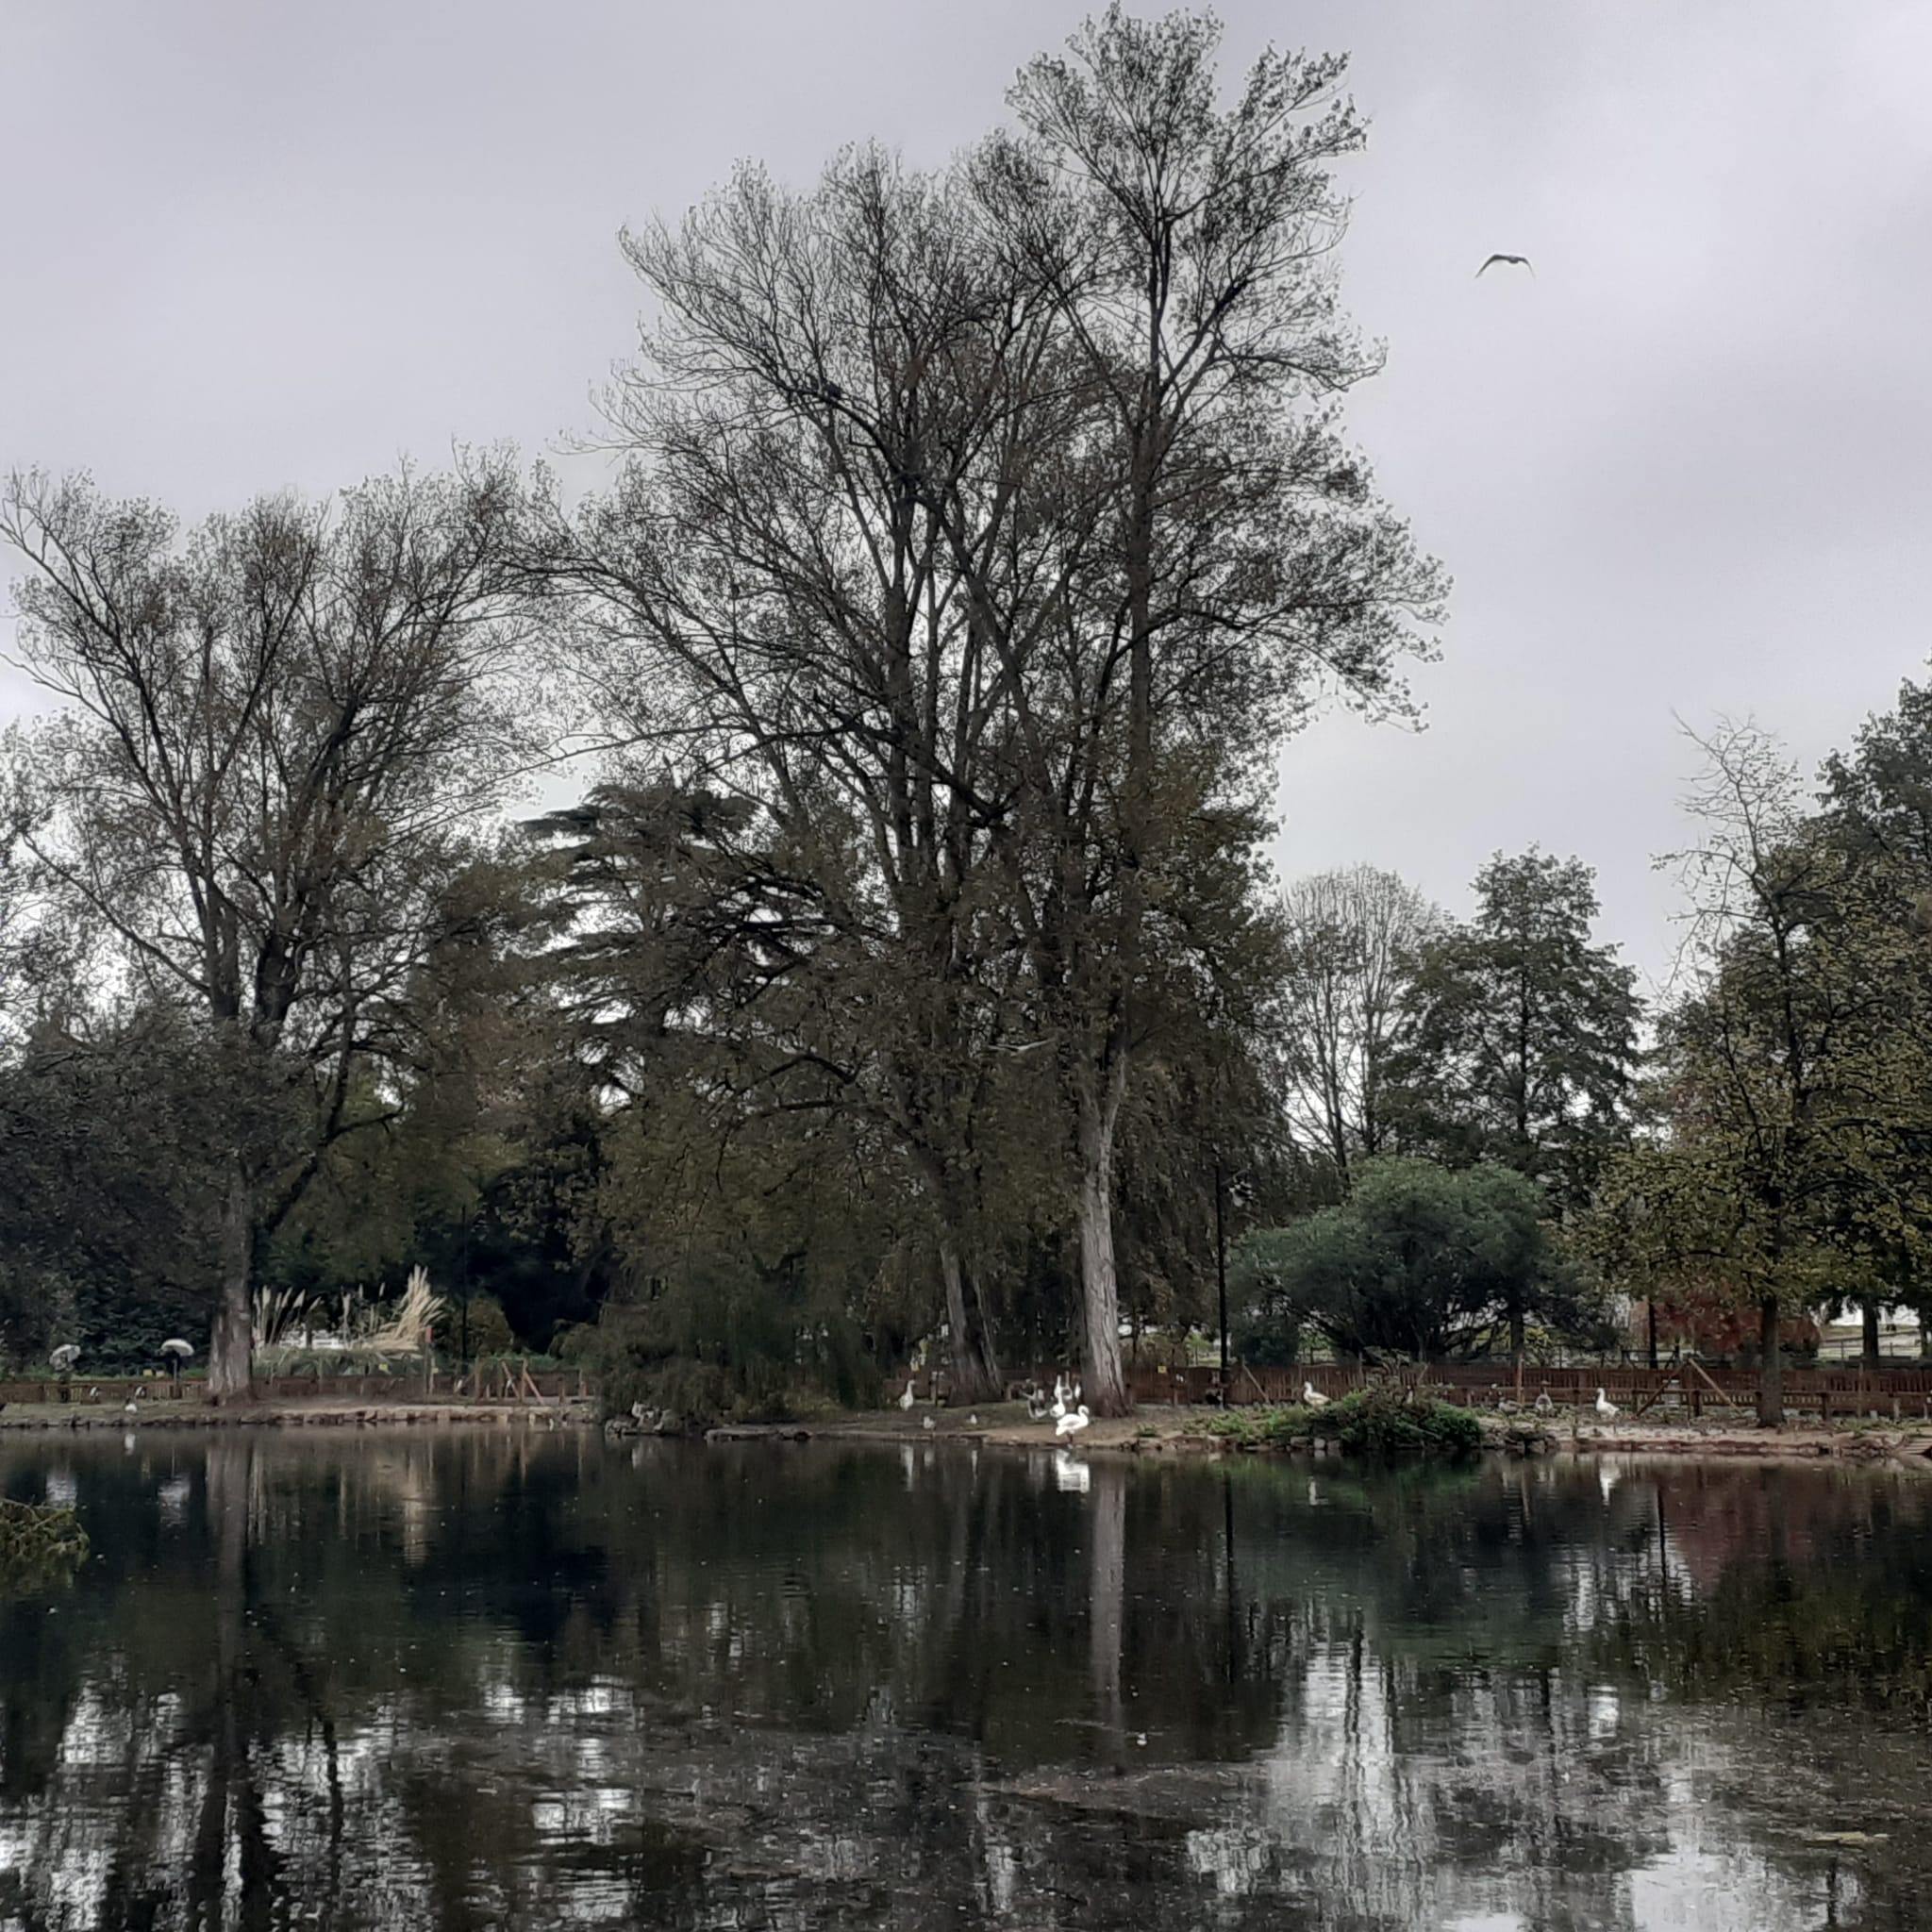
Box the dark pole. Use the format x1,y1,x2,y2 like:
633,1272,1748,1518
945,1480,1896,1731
1214,1155,1229,1391
1646,1297,1657,1371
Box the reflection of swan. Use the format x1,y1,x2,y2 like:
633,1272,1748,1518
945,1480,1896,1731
1056,1405,1091,1439
1303,1382,1331,1410
899,1376,917,1411
1053,1448,1091,1493
1595,1388,1619,1421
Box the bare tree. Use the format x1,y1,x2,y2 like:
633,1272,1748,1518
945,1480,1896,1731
1274,865,1440,1186
1,459,540,1397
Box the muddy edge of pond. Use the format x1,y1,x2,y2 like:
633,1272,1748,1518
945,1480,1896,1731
6,1398,1931,1467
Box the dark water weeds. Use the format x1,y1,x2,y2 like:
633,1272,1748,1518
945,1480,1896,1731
1,1432,1927,1929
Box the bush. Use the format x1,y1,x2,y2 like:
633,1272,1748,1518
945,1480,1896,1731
1233,1158,1607,1363
1189,1387,1483,1458
581,1270,884,1429
0,1499,90,1591
449,1294,518,1361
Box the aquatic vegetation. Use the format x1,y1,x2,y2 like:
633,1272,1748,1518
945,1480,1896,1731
1189,1387,1484,1457
0,1497,90,1589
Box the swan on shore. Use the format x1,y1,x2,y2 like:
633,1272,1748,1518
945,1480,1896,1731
1056,1404,1091,1439
1302,1382,1331,1411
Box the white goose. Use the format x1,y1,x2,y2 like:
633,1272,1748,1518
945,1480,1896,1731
1056,1404,1091,1439
1302,1381,1332,1411
1595,1388,1619,1422
899,1376,917,1412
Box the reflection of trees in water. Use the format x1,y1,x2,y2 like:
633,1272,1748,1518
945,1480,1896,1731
0,1438,1925,1928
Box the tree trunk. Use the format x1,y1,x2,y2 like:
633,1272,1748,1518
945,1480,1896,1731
1861,1299,1882,1370
208,1171,255,1404
1073,1077,1129,1417
1756,1294,1783,1426
939,1236,1001,1402
1507,1291,1525,1364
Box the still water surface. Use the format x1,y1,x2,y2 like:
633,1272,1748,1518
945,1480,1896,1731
2,1430,1929,1930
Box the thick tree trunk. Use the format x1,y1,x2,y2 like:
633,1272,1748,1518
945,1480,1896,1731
939,1236,1001,1402
1862,1299,1882,1370
1756,1294,1784,1426
1073,1077,1129,1417
1507,1291,1525,1364
208,1172,255,1404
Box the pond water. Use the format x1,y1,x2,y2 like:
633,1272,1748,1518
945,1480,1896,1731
2,1431,1928,1931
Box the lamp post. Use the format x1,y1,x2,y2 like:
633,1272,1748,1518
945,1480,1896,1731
1213,1155,1229,1396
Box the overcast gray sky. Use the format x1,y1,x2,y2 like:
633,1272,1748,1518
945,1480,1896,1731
4,0,1927,991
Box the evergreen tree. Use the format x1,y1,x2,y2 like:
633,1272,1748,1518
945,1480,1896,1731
1390,850,1641,1217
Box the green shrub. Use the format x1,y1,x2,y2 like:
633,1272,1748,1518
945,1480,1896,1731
449,1294,518,1360
0,1499,90,1591
582,1274,883,1429
1188,1388,1483,1458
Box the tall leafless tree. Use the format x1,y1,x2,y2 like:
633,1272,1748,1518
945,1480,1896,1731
1274,865,1440,1186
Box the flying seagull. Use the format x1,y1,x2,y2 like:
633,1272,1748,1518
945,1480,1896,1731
1476,253,1534,277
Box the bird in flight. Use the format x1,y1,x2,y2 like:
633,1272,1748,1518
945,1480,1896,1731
1476,253,1534,277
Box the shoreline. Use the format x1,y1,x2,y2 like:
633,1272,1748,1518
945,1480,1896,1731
733,1403,1932,1468
5,1395,1930,1466
0,1397,595,1431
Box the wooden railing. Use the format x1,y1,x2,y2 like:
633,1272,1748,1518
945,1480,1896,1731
1007,1359,1932,1422
0,1369,589,1407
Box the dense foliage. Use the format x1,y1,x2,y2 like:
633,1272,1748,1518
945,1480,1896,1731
1192,1388,1485,1457
1234,1158,1607,1365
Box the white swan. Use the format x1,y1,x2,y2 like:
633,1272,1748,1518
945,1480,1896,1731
1595,1388,1619,1421
1056,1404,1091,1439
1050,1375,1069,1422
899,1376,917,1411
1534,1391,1555,1414
1302,1381,1331,1411
921,1413,935,1432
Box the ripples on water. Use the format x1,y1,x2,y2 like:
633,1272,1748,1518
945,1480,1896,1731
1,1430,1927,1929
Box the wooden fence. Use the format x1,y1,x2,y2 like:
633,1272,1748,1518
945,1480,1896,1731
0,1368,588,1408
1114,1358,1932,1422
